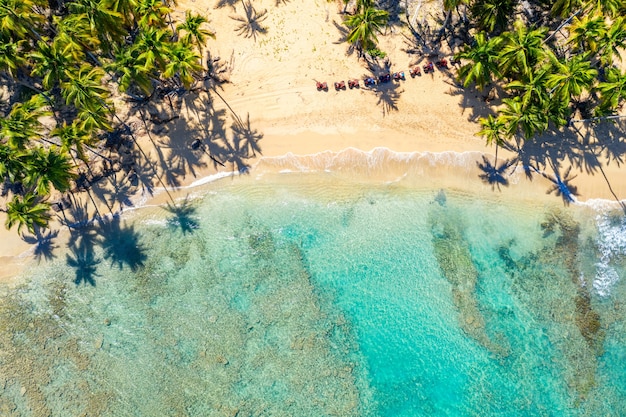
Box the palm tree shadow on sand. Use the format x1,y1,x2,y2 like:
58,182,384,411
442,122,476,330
231,112,263,160
543,165,579,205
373,82,401,116
477,155,510,190
230,0,268,41
21,228,59,262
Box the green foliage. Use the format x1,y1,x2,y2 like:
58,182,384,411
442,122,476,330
0,0,213,234
470,0,515,33
4,193,51,234
597,67,626,113
366,48,386,58
344,6,389,52
461,0,626,147
456,32,502,90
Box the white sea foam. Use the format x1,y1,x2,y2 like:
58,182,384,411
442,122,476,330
187,171,236,188
592,208,626,297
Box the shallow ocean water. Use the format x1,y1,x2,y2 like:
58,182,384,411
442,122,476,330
1,152,626,416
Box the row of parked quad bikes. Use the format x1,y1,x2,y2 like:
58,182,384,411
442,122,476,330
316,59,450,91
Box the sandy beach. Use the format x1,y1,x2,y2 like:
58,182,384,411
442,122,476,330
1,0,625,281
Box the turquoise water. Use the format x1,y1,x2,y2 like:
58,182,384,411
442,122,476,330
1,160,626,416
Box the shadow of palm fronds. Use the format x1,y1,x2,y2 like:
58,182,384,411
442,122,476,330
163,197,199,235
231,1,268,41
477,155,510,190
374,83,401,116
214,0,239,9
231,113,263,158
22,228,59,262
545,165,579,205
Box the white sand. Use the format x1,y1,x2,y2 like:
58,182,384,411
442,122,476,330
1,0,624,282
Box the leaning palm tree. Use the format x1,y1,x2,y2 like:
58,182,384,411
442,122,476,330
344,6,389,54
132,26,172,72
505,65,551,109
455,32,503,90
3,193,51,234
51,121,97,163
29,38,75,89
136,0,172,28
0,0,44,41
176,11,215,58
0,142,27,185
108,45,155,95
106,0,139,26
567,14,606,54
586,0,622,18
0,34,26,77
68,0,125,52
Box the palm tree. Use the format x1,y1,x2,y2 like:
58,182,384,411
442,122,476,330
506,65,551,109
567,14,606,54
587,0,622,17
0,94,50,150
106,0,139,26
3,193,51,234
0,143,27,184
455,32,502,90
68,0,125,52
54,14,98,58
108,45,155,95
136,0,171,28
550,0,583,18
0,34,26,77
61,64,109,110
470,0,515,33
499,97,548,139
344,6,389,53
498,21,548,78
0,0,44,41
546,53,597,107
597,16,626,67
24,146,75,195
176,11,215,58
133,26,172,72
596,67,626,113
77,104,112,131
477,114,507,165
163,42,202,89
29,38,75,89
51,121,98,163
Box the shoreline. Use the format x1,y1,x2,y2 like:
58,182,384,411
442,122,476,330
2,0,626,284
2,146,624,286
